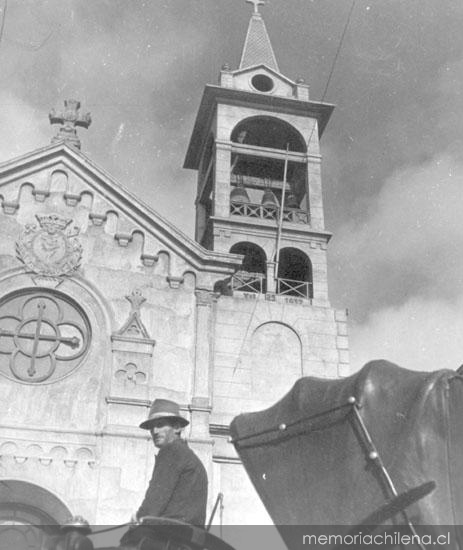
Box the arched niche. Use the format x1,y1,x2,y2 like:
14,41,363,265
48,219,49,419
229,117,308,212
0,479,71,524
277,247,313,299
249,322,303,402
231,116,306,153
230,242,266,273
230,242,267,293
0,480,71,549
49,170,68,194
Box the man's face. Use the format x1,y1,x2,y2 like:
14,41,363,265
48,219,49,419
149,418,180,448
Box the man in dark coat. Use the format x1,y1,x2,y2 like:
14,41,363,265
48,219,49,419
121,399,208,548
136,398,208,525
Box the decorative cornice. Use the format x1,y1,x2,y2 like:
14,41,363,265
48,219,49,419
110,334,156,356
209,215,332,242
110,335,156,346
184,85,335,170
0,422,147,440
105,396,150,407
105,397,190,416
227,63,296,86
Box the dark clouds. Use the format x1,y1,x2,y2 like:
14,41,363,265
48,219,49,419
1,0,463,371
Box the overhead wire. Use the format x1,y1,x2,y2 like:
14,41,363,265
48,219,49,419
306,0,357,229
303,0,357,159
320,0,357,104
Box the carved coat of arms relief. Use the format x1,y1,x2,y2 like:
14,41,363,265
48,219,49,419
16,214,83,277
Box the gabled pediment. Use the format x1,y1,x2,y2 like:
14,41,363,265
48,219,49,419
231,64,296,86
228,64,297,98
0,143,241,284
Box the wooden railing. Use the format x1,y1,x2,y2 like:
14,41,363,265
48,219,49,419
230,201,309,224
230,272,312,299
276,277,312,299
231,272,266,293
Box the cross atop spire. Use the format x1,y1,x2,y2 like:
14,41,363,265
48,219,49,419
240,0,279,71
246,0,265,16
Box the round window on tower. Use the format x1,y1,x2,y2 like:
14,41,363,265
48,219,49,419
251,74,274,93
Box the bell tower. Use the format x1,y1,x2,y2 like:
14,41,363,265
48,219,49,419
184,0,334,304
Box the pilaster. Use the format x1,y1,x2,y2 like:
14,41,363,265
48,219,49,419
195,199,207,244
213,142,231,219
191,289,216,514
191,289,217,439
307,157,324,230
266,260,277,293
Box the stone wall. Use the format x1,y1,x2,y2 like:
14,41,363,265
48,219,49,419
0,146,348,529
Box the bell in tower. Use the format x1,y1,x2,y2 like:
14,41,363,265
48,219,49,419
261,186,278,207
184,0,334,302
230,181,250,204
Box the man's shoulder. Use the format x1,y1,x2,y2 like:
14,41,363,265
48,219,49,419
163,439,192,456
166,440,205,467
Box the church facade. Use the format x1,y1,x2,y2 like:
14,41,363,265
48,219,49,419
0,1,349,536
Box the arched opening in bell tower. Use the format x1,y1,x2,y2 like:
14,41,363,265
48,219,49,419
231,117,306,151
229,116,309,224
230,242,267,293
276,247,313,299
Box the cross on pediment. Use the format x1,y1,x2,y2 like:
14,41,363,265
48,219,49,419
49,99,91,149
246,0,265,15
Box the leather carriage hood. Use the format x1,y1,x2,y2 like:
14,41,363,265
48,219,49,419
230,360,463,532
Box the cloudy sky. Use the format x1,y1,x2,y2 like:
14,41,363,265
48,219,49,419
1,0,463,374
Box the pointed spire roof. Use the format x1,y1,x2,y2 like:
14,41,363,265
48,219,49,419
239,1,279,72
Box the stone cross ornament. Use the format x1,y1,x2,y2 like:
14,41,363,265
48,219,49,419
49,99,91,149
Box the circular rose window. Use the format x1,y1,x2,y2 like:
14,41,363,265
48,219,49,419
0,290,90,383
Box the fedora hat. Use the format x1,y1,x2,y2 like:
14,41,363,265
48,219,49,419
140,398,189,430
